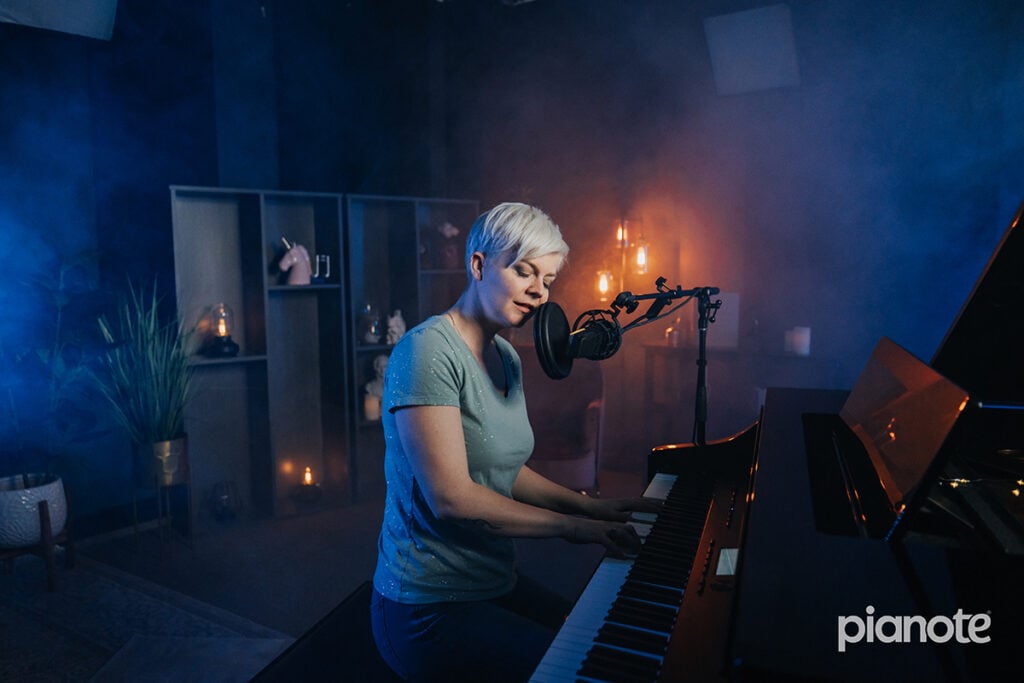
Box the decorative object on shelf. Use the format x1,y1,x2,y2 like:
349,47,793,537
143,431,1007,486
358,303,382,344
437,221,461,270
278,237,311,285
312,254,331,283
386,309,406,346
94,281,195,489
200,302,240,357
363,354,388,422
290,465,322,504
420,220,462,270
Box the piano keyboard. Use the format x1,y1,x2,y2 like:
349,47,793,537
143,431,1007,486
530,473,714,683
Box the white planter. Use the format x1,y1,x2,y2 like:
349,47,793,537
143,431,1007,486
0,473,68,548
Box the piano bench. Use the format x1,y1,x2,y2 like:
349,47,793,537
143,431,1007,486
252,581,402,682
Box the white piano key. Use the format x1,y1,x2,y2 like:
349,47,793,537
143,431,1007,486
530,476,679,682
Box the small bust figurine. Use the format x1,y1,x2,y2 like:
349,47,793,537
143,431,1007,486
363,354,388,421
365,354,388,398
386,309,406,345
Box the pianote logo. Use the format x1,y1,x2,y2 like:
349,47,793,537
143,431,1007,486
837,605,991,652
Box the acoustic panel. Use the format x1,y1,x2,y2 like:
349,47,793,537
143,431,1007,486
0,0,118,41
703,4,800,95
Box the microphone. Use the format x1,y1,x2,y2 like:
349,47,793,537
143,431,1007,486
533,302,622,380
532,279,719,380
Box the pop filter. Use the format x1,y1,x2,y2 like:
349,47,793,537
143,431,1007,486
533,301,573,380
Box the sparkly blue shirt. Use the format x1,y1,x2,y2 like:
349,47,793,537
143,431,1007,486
372,315,534,603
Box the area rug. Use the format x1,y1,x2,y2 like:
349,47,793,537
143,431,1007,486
0,553,292,682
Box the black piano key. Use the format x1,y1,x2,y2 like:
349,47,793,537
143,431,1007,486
617,582,682,606
595,623,670,656
536,476,714,683
606,598,677,633
578,644,661,683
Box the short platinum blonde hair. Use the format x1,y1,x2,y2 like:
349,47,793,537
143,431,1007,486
465,202,569,278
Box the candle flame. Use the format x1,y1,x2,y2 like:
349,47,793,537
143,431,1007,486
304,466,313,486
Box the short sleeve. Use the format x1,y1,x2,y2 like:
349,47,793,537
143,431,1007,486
383,325,463,413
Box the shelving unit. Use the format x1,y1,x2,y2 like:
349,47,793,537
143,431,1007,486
170,187,478,515
170,186,350,517
345,195,478,498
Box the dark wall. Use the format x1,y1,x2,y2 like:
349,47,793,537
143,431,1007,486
3,0,1024,520
274,1,438,195
434,0,1024,455
0,1,219,524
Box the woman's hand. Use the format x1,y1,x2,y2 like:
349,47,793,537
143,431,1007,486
567,518,644,559
581,496,662,522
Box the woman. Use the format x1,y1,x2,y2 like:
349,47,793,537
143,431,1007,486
371,202,658,682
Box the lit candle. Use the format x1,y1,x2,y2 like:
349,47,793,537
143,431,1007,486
304,466,313,486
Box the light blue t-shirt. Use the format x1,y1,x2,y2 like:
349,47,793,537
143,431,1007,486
372,315,535,603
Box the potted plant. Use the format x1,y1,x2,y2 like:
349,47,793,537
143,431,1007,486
94,282,195,489
0,249,105,548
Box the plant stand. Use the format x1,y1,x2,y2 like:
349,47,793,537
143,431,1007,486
132,479,193,548
0,498,75,591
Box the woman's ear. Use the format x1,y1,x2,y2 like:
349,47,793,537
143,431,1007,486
470,252,486,281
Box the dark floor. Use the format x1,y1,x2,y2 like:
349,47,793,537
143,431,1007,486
79,469,646,638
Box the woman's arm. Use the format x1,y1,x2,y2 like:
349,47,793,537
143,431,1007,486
395,404,642,556
512,464,662,521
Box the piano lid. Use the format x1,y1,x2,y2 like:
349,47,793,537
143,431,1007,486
931,200,1024,403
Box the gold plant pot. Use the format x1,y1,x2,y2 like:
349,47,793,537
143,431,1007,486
136,435,189,488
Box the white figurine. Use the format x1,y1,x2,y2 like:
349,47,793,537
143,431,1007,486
386,309,406,345
279,238,311,285
363,354,388,421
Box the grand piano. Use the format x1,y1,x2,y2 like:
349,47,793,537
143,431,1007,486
531,202,1024,682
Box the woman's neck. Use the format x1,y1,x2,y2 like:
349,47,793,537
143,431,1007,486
447,295,498,355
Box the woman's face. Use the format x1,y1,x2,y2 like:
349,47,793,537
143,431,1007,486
472,250,562,329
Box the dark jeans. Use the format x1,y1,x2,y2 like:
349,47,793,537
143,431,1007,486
370,574,570,682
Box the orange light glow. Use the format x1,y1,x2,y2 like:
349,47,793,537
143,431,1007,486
596,270,613,301
217,318,228,337
616,221,629,248
304,466,313,486
634,240,649,275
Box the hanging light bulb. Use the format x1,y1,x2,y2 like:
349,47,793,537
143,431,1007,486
634,235,649,275
596,269,614,302
615,220,630,249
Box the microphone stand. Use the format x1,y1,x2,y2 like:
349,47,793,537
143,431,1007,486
693,287,722,446
613,279,722,446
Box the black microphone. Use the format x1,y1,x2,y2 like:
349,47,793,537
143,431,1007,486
533,302,622,380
